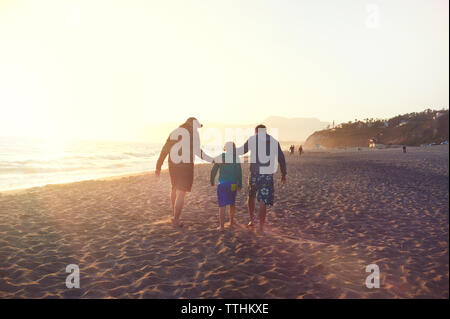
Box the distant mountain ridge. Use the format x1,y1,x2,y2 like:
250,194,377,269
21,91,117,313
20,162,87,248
305,109,449,147
138,116,330,143
262,116,330,142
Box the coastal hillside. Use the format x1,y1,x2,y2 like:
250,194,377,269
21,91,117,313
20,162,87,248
305,109,449,148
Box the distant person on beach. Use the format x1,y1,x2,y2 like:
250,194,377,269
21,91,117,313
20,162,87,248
155,117,213,227
298,145,303,156
210,142,242,232
234,124,287,233
403,145,407,153
289,145,294,155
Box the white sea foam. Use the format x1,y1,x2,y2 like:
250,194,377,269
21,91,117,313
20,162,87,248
0,137,165,191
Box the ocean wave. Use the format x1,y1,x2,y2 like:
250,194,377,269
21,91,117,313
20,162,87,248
0,138,162,190
123,152,156,158
0,163,130,174
0,153,139,166
65,154,129,161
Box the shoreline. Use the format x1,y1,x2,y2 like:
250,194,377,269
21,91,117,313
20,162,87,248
0,163,211,196
0,170,155,196
1,145,447,195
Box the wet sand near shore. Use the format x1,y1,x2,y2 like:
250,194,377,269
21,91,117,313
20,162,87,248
0,146,448,298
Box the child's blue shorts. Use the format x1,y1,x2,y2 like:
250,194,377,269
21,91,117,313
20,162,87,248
217,182,237,207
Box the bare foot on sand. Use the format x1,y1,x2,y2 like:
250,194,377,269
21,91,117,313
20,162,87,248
170,218,183,228
217,226,225,232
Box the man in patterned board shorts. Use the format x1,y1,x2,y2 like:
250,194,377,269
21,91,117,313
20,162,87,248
235,124,287,233
248,173,275,206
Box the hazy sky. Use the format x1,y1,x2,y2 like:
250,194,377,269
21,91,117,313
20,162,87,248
0,0,448,141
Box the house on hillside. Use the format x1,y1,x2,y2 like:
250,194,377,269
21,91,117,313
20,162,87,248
434,112,445,120
369,138,386,149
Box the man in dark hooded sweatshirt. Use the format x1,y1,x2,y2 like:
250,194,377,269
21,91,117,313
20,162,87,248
155,117,213,227
235,124,287,233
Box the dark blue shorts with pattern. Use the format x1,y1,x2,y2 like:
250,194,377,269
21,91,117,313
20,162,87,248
248,173,274,206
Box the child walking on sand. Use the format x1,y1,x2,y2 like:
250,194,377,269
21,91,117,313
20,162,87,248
210,142,242,231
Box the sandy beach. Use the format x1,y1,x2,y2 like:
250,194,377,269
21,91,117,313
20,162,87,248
0,146,448,299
